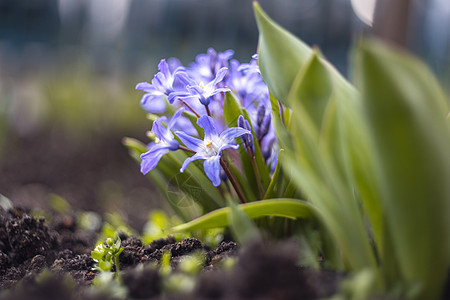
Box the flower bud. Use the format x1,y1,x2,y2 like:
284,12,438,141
260,114,272,138
256,104,266,126
238,115,254,155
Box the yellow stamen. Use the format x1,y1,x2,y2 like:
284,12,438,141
206,140,213,147
155,137,162,144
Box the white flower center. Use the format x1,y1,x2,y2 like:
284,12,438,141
203,139,219,156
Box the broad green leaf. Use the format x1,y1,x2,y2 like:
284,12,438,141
171,199,313,232
254,2,312,105
280,49,378,273
223,92,244,127
254,2,355,107
355,38,450,299
287,51,332,130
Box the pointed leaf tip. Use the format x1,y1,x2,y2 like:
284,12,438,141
253,1,312,106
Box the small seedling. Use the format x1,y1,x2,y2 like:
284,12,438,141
91,237,124,275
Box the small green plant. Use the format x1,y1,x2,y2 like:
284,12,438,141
91,238,124,275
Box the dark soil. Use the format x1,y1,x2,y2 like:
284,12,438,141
0,129,160,230
0,207,342,300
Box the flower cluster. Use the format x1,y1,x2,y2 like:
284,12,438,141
136,48,278,188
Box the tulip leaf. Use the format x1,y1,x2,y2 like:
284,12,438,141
171,199,313,232
355,38,450,300
253,2,312,106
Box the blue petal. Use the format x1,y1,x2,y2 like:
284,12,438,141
219,127,251,144
219,144,239,155
136,82,152,91
152,73,167,92
168,91,191,104
203,156,221,187
140,144,170,174
168,107,185,129
220,49,234,60
213,87,231,94
180,153,206,172
158,59,170,77
197,116,218,141
176,131,203,151
175,71,196,87
141,94,166,113
151,121,165,140
211,67,228,86
187,85,204,96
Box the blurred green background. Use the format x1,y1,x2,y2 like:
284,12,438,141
0,0,448,230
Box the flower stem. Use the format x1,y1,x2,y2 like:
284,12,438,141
179,145,196,154
180,99,201,118
220,157,246,204
114,254,121,280
205,105,212,117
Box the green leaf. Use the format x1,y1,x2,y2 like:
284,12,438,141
223,92,260,200
171,199,313,232
263,149,285,199
287,50,332,130
91,251,104,261
124,136,225,213
166,150,225,211
183,111,203,137
278,47,378,274
355,38,450,300
227,196,261,245
253,2,312,106
223,92,244,127
122,137,147,161
241,109,271,189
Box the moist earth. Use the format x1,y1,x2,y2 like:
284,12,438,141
0,207,342,300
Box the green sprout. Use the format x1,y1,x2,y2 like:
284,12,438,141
91,237,124,275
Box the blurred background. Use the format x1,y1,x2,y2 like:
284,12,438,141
0,0,449,229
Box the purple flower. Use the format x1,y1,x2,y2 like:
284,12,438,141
238,115,254,155
169,67,230,106
238,54,261,75
140,108,184,174
136,59,186,113
190,48,234,82
226,59,269,111
176,115,250,186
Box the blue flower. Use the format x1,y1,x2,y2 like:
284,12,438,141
136,59,186,113
140,108,184,174
175,115,251,187
169,67,230,106
190,48,234,82
226,59,269,111
238,54,261,75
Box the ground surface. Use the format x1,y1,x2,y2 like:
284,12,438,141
0,207,341,300
0,129,159,230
